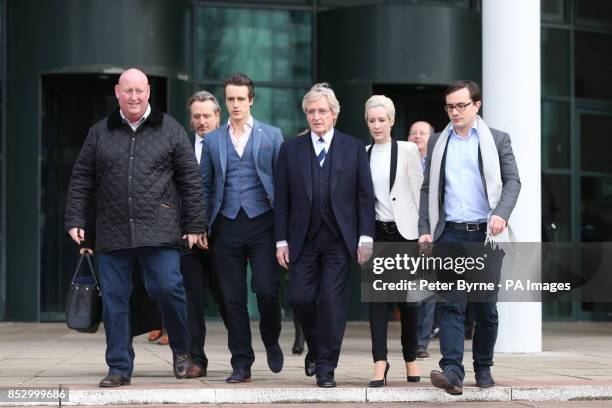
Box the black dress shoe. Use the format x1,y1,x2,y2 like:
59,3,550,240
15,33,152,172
316,375,336,388
226,368,252,383
304,354,316,377
173,352,193,379
99,375,130,388
265,342,284,373
292,320,305,355
368,361,390,388
475,371,495,388
430,370,463,396
416,350,429,359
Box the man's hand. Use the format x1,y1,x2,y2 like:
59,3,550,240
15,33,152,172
183,233,200,249
276,246,290,270
196,233,209,250
357,245,373,265
488,215,507,236
418,234,433,243
68,228,85,245
418,234,433,256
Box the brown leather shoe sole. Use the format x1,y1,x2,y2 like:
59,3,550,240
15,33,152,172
430,370,463,396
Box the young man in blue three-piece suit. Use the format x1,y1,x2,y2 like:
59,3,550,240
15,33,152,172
200,73,284,383
274,83,376,388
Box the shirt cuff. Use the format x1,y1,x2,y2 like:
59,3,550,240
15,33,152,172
358,235,373,247
276,240,288,248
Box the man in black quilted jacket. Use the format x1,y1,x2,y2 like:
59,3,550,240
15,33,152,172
64,68,207,388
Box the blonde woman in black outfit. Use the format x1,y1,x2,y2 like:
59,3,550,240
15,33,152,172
365,95,424,387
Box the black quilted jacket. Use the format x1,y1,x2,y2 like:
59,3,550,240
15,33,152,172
64,108,207,253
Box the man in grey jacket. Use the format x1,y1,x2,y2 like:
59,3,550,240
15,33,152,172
65,68,206,387
418,80,521,395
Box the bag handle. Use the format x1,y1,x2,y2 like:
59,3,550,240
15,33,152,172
70,253,99,286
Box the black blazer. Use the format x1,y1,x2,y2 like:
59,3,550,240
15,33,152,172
274,130,375,262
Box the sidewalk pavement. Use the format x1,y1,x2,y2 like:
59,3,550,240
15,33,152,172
0,321,611,405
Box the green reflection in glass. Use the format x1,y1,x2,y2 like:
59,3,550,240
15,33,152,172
541,101,570,169
196,7,312,83
201,85,309,140
541,28,570,97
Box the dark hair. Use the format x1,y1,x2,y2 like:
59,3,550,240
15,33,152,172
223,73,254,99
444,80,481,102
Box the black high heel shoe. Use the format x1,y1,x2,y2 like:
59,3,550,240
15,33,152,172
406,361,421,383
368,362,390,387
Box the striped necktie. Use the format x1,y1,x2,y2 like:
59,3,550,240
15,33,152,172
316,137,326,166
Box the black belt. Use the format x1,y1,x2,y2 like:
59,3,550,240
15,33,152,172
376,220,399,235
446,221,487,232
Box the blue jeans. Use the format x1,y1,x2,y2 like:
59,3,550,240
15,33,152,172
98,247,190,378
435,228,503,383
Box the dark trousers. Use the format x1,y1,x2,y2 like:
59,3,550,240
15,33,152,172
289,223,351,377
435,227,503,382
211,209,281,370
180,247,227,369
98,247,190,379
369,221,418,363
416,300,437,352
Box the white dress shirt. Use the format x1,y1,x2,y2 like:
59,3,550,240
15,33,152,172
120,104,151,132
228,116,253,157
195,133,204,164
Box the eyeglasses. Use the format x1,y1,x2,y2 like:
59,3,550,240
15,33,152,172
444,101,473,112
306,108,331,117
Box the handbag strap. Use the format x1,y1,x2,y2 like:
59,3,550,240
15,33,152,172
70,253,99,286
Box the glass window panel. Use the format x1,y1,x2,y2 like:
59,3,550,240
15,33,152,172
581,176,612,242
576,0,612,29
575,32,612,101
319,0,470,6
580,113,612,173
542,174,570,242
541,28,570,97
196,7,311,83
541,101,570,169
541,0,566,23
201,85,309,139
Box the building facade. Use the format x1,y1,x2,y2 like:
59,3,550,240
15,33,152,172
0,0,610,322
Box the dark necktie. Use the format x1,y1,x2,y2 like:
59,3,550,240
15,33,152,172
317,137,326,167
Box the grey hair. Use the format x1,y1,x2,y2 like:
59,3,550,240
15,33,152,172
302,83,341,116
186,90,221,114
364,95,395,123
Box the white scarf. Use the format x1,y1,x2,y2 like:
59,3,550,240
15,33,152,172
428,116,515,248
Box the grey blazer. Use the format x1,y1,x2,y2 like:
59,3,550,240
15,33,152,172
418,127,521,241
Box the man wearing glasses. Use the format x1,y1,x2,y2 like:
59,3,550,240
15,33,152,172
418,80,521,395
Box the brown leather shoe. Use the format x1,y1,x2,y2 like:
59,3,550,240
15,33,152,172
158,334,169,345
99,375,130,388
186,364,207,378
148,330,162,342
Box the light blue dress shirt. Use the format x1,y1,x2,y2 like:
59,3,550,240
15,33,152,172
443,123,490,223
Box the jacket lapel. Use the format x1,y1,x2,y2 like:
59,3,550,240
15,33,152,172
219,126,228,178
390,139,398,193
298,136,312,201
330,130,346,194
252,120,263,172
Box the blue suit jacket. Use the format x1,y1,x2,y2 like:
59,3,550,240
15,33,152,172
274,130,375,261
201,119,284,233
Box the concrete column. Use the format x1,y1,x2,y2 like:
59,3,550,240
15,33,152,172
482,0,542,352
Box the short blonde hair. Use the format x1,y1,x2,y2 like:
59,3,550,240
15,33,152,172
302,83,341,116
364,95,395,123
